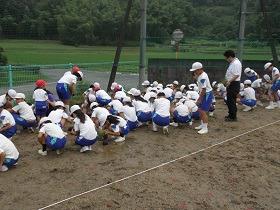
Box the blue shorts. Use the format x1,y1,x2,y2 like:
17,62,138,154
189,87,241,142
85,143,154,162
173,111,191,123
75,136,97,146
127,120,138,131
209,103,215,112
56,83,71,100
152,113,170,126
167,96,174,102
192,111,200,120
198,91,214,112
120,126,129,136
1,125,17,138
96,97,111,106
3,157,19,168
35,101,48,117
271,80,280,92
247,75,257,82
12,113,36,128
137,111,152,123
109,107,118,115
46,136,67,150
241,99,256,107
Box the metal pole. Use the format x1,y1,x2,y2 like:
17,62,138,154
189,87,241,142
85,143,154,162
8,64,13,88
260,0,279,65
237,0,247,62
107,0,133,92
138,0,147,90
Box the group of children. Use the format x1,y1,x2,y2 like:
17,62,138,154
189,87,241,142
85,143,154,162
0,62,279,172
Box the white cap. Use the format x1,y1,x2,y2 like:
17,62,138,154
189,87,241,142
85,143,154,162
77,71,83,78
70,105,80,114
93,82,100,89
190,62,203,72
244,80,252,85
180,85,186,92
173,80,179,85
212,81,217,87
123,96,132,103
188,83,197,90
88,94,96,103
127,88,137,95
158,83,163,88
141,80,150,86
152,81,158,87
133,89,141,96
217,83,226,92
263,74,271,82
264,62,272,70
90,102,99,109
175,91,183,99
114,94,123,100
244,67,251,73
110,82,118,90
7,89,17,98
55,101,65,108
14,93,25,99
193,86,199,93
149,92,157,98
240,83,244,91
39,117,52,126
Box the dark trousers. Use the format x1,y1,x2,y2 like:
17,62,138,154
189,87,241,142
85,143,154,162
226,81,240,119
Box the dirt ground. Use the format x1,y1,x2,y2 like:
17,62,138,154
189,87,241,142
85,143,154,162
1,100,280,210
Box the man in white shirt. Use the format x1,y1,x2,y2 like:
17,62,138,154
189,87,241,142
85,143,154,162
0,134,19,172
190,62,213,134
224,50,242,121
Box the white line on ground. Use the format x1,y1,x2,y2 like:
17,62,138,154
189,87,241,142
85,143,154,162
38,119,280,210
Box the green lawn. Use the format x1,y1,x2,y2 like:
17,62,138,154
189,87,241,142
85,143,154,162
0,39,279,65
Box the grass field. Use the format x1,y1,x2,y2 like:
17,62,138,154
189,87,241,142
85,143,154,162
0,39,279,65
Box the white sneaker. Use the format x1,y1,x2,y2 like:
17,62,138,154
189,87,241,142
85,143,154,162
195,124,203,130
188,121,193,126
170,122,178,127
243,106,252,112
1,165,8,172
265,105,275,110
88,145,92,151
209,112,214,117
256,101,263,106
152,123,158,132
56,150,62,155
198,128,208,134
63,132,68,136
80,146,91,153
38,149,47,156
114,137,126,142
163,127,169,135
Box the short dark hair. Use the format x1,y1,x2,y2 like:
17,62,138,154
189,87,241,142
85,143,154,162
157,92,165,97
223,50,235,58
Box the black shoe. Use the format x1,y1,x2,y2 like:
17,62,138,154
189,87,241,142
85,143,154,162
224,115,230,119
225,117,237,122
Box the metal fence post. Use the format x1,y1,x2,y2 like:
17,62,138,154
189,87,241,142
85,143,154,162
8,64,13,88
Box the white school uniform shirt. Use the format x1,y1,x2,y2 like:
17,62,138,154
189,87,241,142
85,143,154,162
48,109,68,124
108,100,123,113
197,72,213,93
186,90,199,101
225,58,242,82
132,100,151,113
95,89,111,100
154,98,170,117
251,79,262,89
243,87,256,100
91,107,110,127
121,105,137,122
0,134,19,159
58,74,77,85
184,100,198,113
163,87,173,98
174,104,190,117
272,67,280,81
0,94,7,105
12,102,36,121
116,116,127,127
39,123,65,138
0,109,16,128
74,114,97,140
33,89,48,102
114,91,126,100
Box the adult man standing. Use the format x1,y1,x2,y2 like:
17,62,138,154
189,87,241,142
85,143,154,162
224,50,242,121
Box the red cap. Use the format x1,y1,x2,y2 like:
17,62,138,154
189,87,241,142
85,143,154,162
35,80,47,88
113,85,121,92
72,65,80,73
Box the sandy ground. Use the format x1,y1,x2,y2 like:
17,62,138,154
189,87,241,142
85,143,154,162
1,100,280,210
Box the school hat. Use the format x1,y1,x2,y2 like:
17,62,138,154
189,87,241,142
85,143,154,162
122,96,132,103
90,102,99,109
141,80,150,86
152,81,158,87
55,101,65,108
70,105,80,114
244,80,252,85
217,83,226,92
7,89,17,98
39,117,52,127
133,89,141,96
175,91,183,99
188,83,197,90
173,80,179,85
158,83,163,89
263,74,271,82
149,92,157,98
110,82,118,90
244,67,251,74
180,85,186,92
35,79,47,88
264,62,272,70
93,82,101,90
190,62,203,72
14,93,25,99
212,81,217,87
127,88,137,95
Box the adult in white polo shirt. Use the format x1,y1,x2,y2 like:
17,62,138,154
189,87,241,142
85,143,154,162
224,50,242,121
0,102,16,139
0,134,19,172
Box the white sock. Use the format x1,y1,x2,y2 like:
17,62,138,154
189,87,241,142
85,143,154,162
203,123,208,130
200,120,203,126
65,105,70,115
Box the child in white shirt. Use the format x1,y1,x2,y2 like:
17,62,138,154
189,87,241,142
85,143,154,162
0,102,16,139
240,80,256,112
33,80,49,119
48,101,70,128
0,134,19,172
